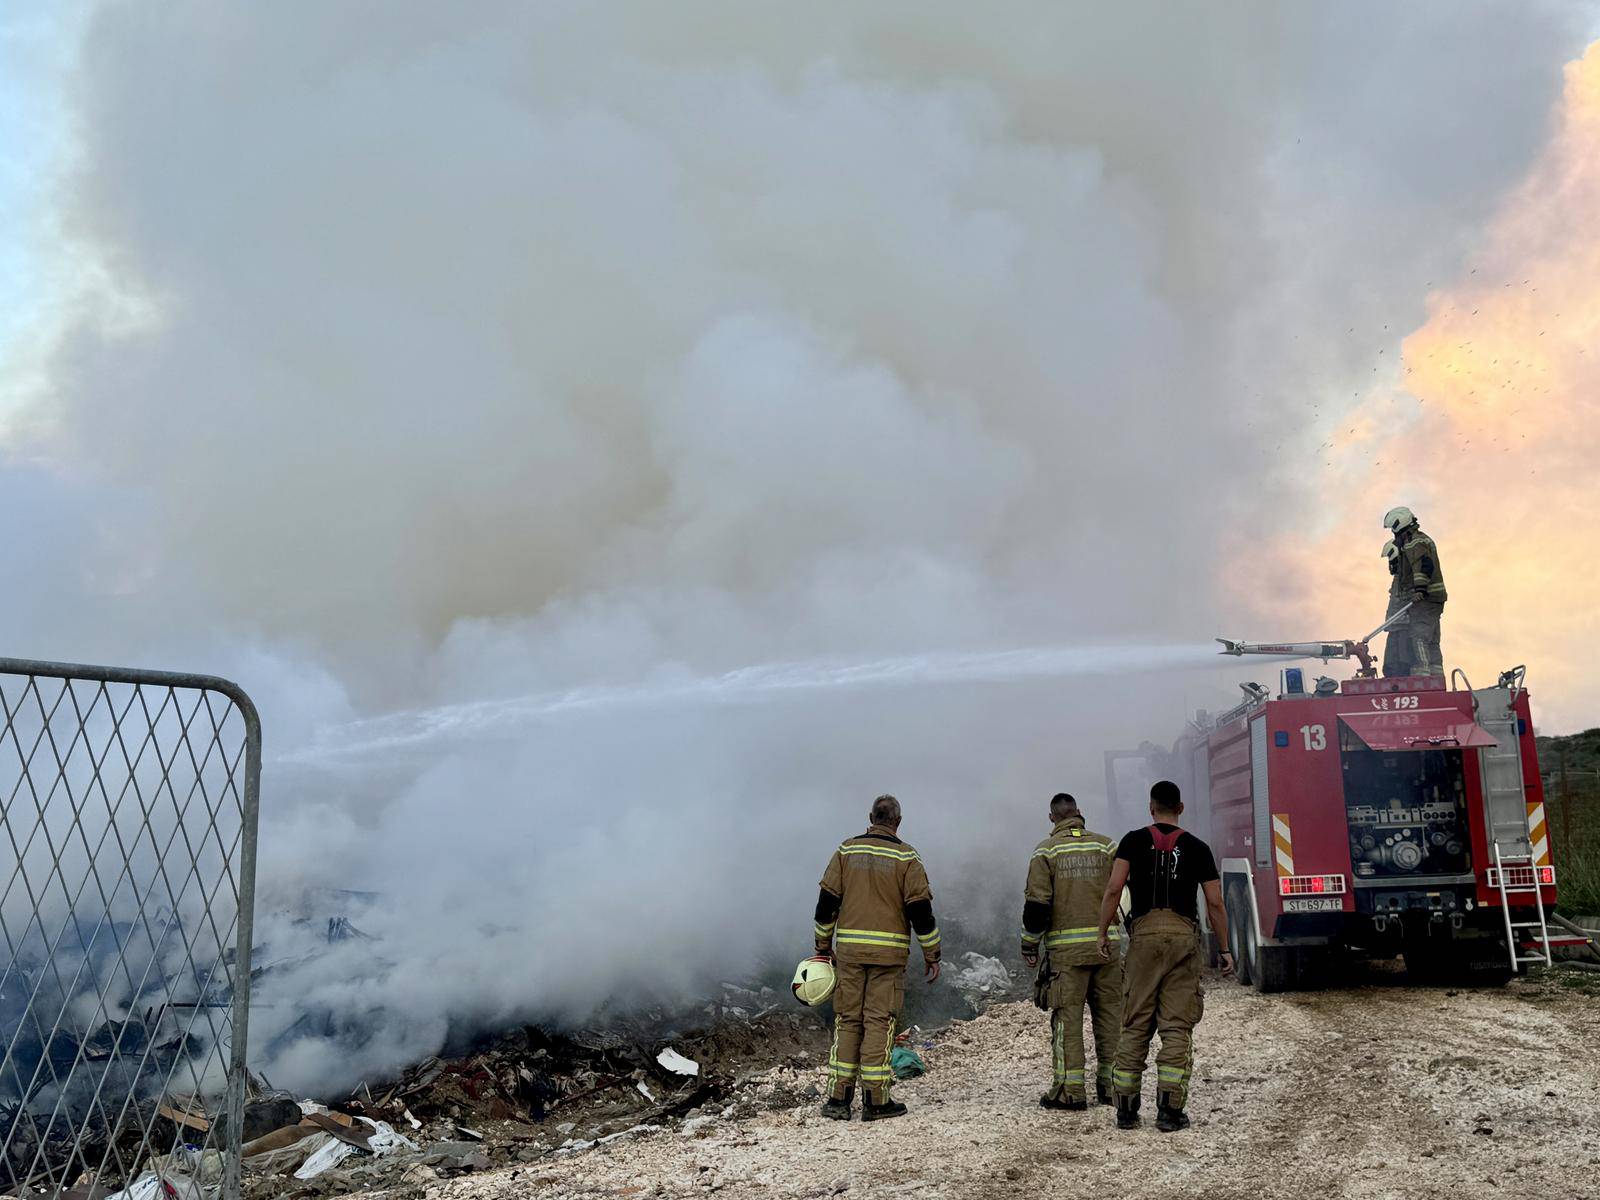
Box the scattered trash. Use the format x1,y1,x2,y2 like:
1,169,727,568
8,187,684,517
104,1172,180,1200
155,1099,209,1135
454,1125,484,1141
890,1045,927,1080
656,1047,700,1077
292,1118,417,1180
293,1135,357,1181
636,1081,657,1102
953,952,1011,1002
556,1123,664,1155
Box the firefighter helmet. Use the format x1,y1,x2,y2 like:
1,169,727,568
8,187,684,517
1382,506,1416,534
791,956,837,1007
1381,539,1398,561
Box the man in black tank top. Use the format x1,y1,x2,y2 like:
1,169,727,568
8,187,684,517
1095,781,1233,1133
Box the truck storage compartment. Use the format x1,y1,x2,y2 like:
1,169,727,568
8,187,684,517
1338,725,1470,879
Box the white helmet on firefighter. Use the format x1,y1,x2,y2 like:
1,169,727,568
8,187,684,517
791,956,837,1007
1382,506,1417,535
1381,539,1398,561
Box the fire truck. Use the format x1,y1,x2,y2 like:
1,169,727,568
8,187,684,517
1105,612,1576,990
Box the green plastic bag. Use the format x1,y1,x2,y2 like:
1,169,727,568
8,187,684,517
890,1045,926,1080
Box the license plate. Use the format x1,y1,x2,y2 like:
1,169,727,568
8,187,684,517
1282,897,1342,913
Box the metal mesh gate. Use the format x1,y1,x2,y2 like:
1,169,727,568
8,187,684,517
0,658,259,1200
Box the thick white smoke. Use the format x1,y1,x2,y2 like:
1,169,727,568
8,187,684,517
2,1,1594,1091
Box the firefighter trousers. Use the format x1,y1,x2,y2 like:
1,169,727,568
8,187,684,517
828,962,903,1105
1406,600,1444,678
1381,625,1413,677
1112,910,1204,1108
1047,957,1123,1102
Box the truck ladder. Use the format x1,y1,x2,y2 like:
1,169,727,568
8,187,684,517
1493,845,1552,969
1475,687,1532,853
1475,686,1552,970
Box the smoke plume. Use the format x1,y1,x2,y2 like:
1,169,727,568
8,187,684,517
2,1,1595,1091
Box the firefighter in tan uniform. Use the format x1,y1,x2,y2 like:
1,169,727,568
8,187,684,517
1384,506,1447,677
813,794,941,1121
1380,539,1414,677
1096,781,1233,1132
1021,793,1122,1110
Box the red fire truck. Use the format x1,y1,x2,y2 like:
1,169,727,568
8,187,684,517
1106,619,1573,991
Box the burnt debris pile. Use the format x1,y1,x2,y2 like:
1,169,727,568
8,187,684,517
234,988,829,1197
0,915,234,1199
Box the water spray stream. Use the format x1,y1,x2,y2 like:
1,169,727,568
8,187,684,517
278,641,1232,767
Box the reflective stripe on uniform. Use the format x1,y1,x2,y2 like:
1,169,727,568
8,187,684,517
1020,928,1042,946
1044,925,1117,947
1157,1065,1188,1083
828,1024,856,1093
839,845,920,862
814,922,836,940
916,928,941,949
836,928,911,947
1032,842,1112,859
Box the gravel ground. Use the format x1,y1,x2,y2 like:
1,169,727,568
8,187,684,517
430,969,1600,1200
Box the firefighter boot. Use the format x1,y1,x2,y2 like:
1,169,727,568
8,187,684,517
820,1087,853,1121
1039,1091,1088,1112
1155,1092,1190,1133
1096,1082,1114,1106
862,1097,908,1122
1115,1095,1141,1129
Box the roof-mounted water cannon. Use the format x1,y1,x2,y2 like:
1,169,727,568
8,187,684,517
1216,602,1414,679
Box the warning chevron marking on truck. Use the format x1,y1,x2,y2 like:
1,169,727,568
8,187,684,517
1527,799,1550,867
1272,814,1293,877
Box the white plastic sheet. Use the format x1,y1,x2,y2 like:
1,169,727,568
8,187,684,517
655,1047,699,1076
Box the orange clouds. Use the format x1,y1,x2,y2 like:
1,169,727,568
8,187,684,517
1238,41,1600,731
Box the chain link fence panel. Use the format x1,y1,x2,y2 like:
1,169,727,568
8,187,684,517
0,659,260,1200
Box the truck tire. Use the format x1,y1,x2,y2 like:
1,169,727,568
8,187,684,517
1252,943,1292,993
1231,876,1291,993
1226,878,1254,988
1403,936,1454,985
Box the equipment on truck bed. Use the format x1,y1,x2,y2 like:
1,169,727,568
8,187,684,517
1106,642,1580,992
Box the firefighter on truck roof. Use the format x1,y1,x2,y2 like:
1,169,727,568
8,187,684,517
1021,792,1123,1111
812,794,941,1122
1383,505,1447,677
1096,780,1233,1133
1380,539,1414,677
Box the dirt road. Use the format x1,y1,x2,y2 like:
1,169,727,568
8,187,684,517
438,970,1600,1200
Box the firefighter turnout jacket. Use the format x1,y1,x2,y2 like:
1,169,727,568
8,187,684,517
1398,528,1447,604
1022,815,1120,965
816,826,940,965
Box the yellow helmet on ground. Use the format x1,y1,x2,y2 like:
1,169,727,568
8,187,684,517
791,956,837,1007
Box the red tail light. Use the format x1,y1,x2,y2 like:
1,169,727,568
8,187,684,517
1539,866,1555,885
1279,874,1347,896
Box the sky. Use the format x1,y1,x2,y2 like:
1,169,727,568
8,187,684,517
1,2,1598,1091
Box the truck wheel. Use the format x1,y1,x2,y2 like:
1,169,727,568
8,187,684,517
1226,878,1254,988
1231,877,1290,993
1253,943,1292,993
1403,937,1451,985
